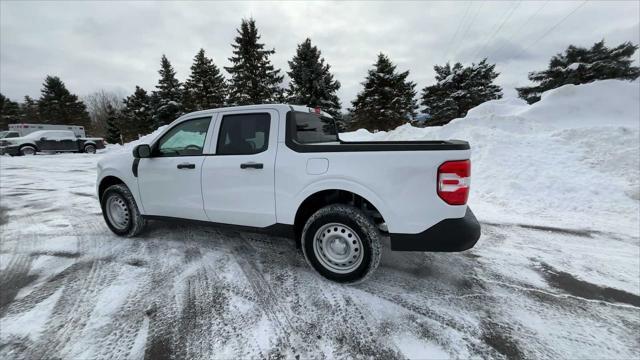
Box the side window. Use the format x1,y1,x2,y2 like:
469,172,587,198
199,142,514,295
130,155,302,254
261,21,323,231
217,113,270,155
156,117,211,157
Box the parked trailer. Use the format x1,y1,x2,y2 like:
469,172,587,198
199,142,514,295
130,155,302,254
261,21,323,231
8,124,86,138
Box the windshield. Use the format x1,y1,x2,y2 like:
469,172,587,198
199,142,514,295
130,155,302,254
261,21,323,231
0,131,19,139
291,112,338,144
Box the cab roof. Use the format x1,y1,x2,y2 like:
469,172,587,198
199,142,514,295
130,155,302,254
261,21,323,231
180,104,334,120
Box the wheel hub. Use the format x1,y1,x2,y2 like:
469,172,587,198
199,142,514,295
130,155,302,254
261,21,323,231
330,238,348,255
106,195,129,230
313,223,363,274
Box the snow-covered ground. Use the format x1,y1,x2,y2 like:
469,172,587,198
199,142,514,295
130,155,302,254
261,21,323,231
1,80,639,359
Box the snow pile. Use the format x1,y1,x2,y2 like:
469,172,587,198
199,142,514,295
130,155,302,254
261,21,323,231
342,80,640,235
103,125,168,154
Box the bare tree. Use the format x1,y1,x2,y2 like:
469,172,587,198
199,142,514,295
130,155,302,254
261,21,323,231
83,89,125,137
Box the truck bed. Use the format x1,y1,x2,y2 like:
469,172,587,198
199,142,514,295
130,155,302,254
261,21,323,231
286,138,470,152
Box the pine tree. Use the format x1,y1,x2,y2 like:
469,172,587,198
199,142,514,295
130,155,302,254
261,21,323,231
349,53,417,131
122,86,154,141
105,103,122,144
152,55,183,126
37,76,91,128
420,59,502,126
225,18,284,105
517,40,640,104
183,49,227,112
0,93,21,130
20,96,40,122
287,38,341,118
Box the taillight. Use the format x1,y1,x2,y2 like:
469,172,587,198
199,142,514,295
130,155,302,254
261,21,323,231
437,160,470,205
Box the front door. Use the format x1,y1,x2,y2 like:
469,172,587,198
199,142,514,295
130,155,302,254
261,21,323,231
137,117,213,221
201,110,277,227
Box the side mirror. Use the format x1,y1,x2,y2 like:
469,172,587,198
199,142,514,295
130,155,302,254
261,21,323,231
133,144,151,158
40,137,47,141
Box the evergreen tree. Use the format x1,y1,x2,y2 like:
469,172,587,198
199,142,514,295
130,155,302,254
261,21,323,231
37,75,91,127
349,53,417,131
20,96,40,122
420,59,502,126
152,55,183,126
287,38,342,118
183,49,227,112
0,93,21,130
225,18,284,105
105,103,122,144
122,86,154,141
517,40,640,104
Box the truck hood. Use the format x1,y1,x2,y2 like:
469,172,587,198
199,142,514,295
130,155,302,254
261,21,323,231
0,136,33,144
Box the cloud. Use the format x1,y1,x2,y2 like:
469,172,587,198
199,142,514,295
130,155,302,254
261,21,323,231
1,0,638,109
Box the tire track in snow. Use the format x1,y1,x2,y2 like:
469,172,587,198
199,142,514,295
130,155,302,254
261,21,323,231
229,232,301,356
169,227,261,359
24,259,115,359
0,254,36,316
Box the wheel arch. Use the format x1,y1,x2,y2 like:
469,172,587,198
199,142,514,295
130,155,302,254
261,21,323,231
98,175,126,202
292,187,389,248
19,142,38,151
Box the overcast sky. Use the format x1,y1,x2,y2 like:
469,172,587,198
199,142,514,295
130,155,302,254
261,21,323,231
1,0,639,110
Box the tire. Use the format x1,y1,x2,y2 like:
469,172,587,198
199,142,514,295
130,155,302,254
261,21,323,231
84,144,96,154
101,184,146,237
19,145,37,156
301,204,382,283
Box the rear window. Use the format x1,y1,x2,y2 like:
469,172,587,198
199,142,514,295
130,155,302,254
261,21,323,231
292,112,338,144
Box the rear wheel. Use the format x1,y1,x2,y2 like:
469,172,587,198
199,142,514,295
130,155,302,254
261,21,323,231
19,145,36,156
84,144,96,154
301,204,381,283
101,184,145,237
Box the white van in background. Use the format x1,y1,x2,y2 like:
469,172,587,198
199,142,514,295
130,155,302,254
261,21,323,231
8,123,86,138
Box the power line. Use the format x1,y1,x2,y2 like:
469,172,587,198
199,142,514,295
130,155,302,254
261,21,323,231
521,0,588,53
501,0,589,75
473,0,522,60
442,1,472,63
489,0,549,59
450,0,486,62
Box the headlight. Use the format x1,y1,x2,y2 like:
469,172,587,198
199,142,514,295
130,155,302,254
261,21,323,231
0,140,10,146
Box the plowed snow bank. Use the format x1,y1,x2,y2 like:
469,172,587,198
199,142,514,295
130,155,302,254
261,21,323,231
342,80,640,235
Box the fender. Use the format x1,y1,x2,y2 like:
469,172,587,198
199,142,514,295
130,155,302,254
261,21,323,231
97,168,146,214
19,142,38,149
284,177,398,232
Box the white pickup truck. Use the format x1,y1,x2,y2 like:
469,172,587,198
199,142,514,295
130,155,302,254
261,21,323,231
97,104,480,282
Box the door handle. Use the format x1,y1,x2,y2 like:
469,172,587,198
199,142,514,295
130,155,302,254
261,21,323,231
177,163,196,169
240,162,263,169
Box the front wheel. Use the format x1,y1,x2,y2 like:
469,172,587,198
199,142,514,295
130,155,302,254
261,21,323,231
101,184,146,237
84,144,96,154
301,204,382,283
19,145,37,156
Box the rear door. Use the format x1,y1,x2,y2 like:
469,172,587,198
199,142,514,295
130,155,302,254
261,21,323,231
56,131,79,151
137,117,213,221
201,110,278,227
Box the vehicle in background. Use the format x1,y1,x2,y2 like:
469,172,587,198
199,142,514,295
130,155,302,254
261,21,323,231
96,104,480,283
0,130,104,156
8,123,87,138
0,131,20,139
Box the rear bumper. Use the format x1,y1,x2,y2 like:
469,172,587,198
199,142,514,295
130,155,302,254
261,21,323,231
0,145,20,156
389,208,481,252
